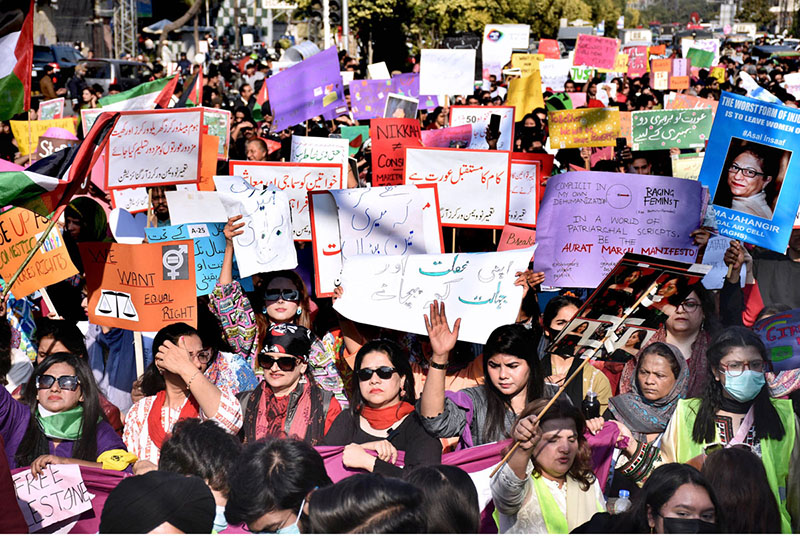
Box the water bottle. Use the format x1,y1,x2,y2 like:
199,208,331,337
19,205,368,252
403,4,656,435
610,490,631,514
582,391,600,419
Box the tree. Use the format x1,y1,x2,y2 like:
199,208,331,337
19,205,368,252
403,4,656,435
158,0,203,56
513,0,592,38
738,0,776,29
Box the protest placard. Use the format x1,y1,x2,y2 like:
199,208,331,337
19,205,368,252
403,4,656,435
570,65,593,83
573,34,619,70
506,72,545,122
266,47,347,131
389,73,439,110
619,111,633,145
569,92,587,108
290,135,349,168
349,79,394,120
384,93,418,119
13,464,94,532
449,106,515,150
482,24,529,78
420,125,473,148
367,61,391,80
547,254,709,358
754,308,800,372
110,207,146,244
229,161,343,241
341,125,370,156
548,108,620,149
370,118,422,186
508,153,553,228
33,136,78,162
671,153,705,180
164,189,227,225
538,39,561,59
333,248,535,344
697,91,800,252
700,234,746,290
214,176,298,277
687,48,714,69
110,183,197,215
665,93,718,114
510,53,544,77
533,171,704,288
497,224,536,252
0,208,78,298
681,38,720,66
38,98,65,120
81,241,198,331
81,108,103,136
623,46,649,77
598,53,629,74
202,107,231,159
631,109,713,151
419,49,476,96
404,147,510,228
539,59,571,91
105,109,202,190
10,118,77,155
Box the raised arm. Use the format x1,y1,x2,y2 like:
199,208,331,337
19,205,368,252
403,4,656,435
219,215,244,286
419,301,461,418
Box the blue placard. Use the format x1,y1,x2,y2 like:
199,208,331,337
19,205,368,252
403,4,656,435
698,91,800,252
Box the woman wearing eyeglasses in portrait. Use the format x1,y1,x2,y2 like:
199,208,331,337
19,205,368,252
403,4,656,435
320,339,442,476
0,352,128,474
238,324,341,444
713,143,781,220
659,327,800,532
123,323,243,470
210,216,347,407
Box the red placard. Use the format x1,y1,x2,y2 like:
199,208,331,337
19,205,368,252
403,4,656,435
370,118,422,186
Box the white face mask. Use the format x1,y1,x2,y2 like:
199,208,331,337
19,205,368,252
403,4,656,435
213,504,228,533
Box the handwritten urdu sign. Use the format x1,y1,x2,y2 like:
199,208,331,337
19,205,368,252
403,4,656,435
13,464,94,532
290,135,349,168
631,109,713,151
507,153,553,228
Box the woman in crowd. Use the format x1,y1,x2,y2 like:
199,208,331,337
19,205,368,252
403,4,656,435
405,465,480,533
0,352,127,472
210,215,346,406
419,302,544,448
321,339,441,476
490,398,604,533
123,322,243,467
713,143,778,219
238,324,341,444
660,326,799,532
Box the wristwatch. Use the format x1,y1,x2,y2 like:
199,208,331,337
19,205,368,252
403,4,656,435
429,360,449,370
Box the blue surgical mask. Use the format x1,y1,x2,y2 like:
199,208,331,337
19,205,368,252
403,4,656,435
213,504,228,533
723,370,765,402
275,496,306,535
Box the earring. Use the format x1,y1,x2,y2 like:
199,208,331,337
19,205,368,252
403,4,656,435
262,306,268,314
296,307,302,315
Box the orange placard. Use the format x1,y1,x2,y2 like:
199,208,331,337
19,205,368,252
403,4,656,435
649,45,666,56
198,133,219,191
80,241,197,331
497,225,536,252
0,208,78,298
651,59,671,72
670,76,690,90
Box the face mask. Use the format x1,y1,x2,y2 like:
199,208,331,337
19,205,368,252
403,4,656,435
723,370,766,402
273,496,306,535
662,517,717,533
213,505,228,533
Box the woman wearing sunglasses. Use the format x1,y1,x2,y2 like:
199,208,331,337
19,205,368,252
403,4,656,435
320,339,442,476
0,352,127,475
210,216,346,407
239,324,341,444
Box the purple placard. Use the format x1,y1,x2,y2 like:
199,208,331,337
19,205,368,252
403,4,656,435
350,79,393,120
533,171,704,288
266,47,348,131
391,73,440,111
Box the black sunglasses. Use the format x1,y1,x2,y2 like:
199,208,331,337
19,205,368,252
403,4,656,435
264,288,300,302
259,355,299,372
36,374,80,391
356,366,397,382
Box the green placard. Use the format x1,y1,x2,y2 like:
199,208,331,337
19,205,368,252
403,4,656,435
340,125,370,156
686,48,714,69
631,109,713,151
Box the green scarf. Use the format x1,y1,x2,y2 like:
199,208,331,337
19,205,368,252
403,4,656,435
37,405,86,440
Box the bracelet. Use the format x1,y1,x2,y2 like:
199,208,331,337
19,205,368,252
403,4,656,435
186,370,200,389
429,361,449,370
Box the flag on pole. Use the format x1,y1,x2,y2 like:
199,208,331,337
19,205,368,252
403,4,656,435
97,76,178,111
174,70,203,108
0,0,34,121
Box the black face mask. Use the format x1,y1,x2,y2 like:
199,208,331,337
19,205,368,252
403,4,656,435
661,517,718,534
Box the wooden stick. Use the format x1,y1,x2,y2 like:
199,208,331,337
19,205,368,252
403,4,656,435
726,264,735,279
133,331,145,379
451,227,456,253
146,188,154,228
0,212,63,301
40,288,60,319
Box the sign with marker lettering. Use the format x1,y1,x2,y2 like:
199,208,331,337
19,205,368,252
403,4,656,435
290,135,349,168
533,171,704,288
548,108,620,149
507,153,554,228
38,97,65,120
13,464,94,532
229,161,343,241
110,184,197,215
370,118,422,186
623,46,649,77
105,109,203,189
404,147,510,229
631,109,713,151
450,106,515,151
754,308,800,372
33,136,78,162
540,59,571,91
573,34,619,70
10,118,77,155
333,248,536,344
80,241,197,331
671,153,705,180
497,224,536,252
665,93,718,114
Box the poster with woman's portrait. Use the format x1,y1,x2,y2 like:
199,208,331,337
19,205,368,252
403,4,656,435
698,92,800,253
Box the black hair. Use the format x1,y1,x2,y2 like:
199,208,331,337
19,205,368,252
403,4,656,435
713,142,781,209
542,295,583,334
756,303,792,321
692,326,784,444
16,353,105,466
404,465,479,533
627,328,648,351
482,324,544,442
140,322,199,396
701,447,780,533
0,317,11,386
307,473,426,533
35,318,88,362
225,438,332,526
638,341,681,379
350,339,415,417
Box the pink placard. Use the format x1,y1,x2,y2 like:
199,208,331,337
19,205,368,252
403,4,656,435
420,124,473,148
498,224,536,253
569,92,587,108
624,46,648,78
573,34,619,70
538,39,561,59
13,464,94,532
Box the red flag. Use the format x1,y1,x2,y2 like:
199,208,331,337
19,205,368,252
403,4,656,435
256,80,269,107
192,68,203,106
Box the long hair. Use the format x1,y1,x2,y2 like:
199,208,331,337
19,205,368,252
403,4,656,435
350,339,415,417
16,353,105,467
692,326,784,444
254,270,312,351
404,465,479,533
542,296,583,336
482,324,543,442
140,322,200,397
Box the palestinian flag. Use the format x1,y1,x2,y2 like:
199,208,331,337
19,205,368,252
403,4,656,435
0,111,120,216
175,70,202,108
0,0,34,121
253,80,269,122
97,76,178,111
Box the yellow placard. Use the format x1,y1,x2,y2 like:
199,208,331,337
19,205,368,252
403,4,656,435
10,118,77,155
511,53,545,78
507,73,545,122
548,107,620,149
710,67,726,84
598,53,629,73
672,153,705,180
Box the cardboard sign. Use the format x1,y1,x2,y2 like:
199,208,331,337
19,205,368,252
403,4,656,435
105,109,203,190
506,72,545,122
482,24,529,78
13,464,94,532
290,135,348,168
665,93,718,114
164,189,227,225
598,53,629,74
624,46,649,78
419,49,476,96
420,125,473,148
701,234,746,290
538,39,561,59
202,107,231,160
229,161,342,241
533,171,704,288
341,125,370,156
570,65,593,83
497,224,537,252
754,308,800,372
510,53,544,77
110,183,197,215
350,79,394,120
383,93,418,119
390,73,439,111
10,118,77,155
548,107,620,149
619,111,633,145
333,248,536,344
697,91,800,252
404,147,510,229
540,59,571,91
450,106,515,151
38,98,65,120
0,208,78,298
367,61,391,80
507,153,553,228
81,241,198,331
370,118,422,186
34,136,78,162
631,109,713,151
671,153,705,180
573,34,619,70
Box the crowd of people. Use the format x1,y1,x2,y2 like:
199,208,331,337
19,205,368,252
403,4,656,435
0,33,800,534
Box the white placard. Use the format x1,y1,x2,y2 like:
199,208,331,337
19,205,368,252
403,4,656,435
508,161,538,226
290,135,349,168
450,106,515,151
13,464,94,532
110,183,197,215
213,176,297,277
701,234,746,290
419,49,477,96
106,109,203,189
681,38,720,65
333,248,536,344
404,147,509,228
229,161,343,241
539,59,571,92
368,61,391,80
165,188,228,224
81,108,104,137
